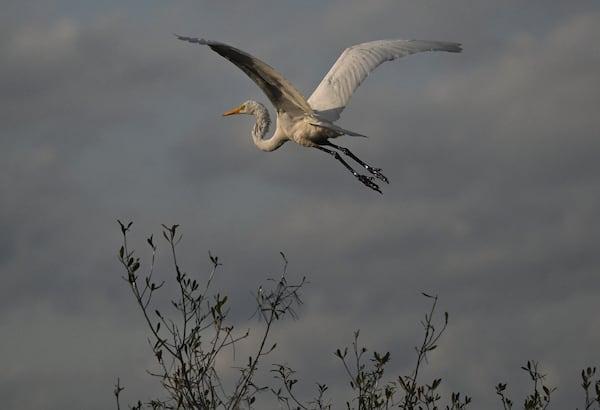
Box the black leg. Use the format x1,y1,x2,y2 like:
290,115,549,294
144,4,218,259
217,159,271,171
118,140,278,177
325,142,388,183
314,145,382,193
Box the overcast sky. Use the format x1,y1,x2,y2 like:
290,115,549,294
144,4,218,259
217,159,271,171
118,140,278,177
2,1,600,409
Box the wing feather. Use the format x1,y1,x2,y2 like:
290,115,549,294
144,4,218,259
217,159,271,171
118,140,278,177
176,35,312,117
307,39,462,122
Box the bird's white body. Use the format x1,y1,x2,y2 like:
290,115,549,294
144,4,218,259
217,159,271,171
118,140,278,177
282,115,340,148
176,35,462,192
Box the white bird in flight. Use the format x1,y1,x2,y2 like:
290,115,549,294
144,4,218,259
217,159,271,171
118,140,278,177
176,35,462,193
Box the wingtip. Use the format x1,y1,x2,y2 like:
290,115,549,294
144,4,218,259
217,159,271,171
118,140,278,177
444,42,463,53
173,34,207,45
435,41,462,53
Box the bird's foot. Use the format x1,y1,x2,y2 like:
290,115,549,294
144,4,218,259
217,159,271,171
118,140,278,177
366,166,389,184
357,175,382,194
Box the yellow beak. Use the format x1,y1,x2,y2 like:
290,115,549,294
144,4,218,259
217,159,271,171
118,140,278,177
223,105,243,116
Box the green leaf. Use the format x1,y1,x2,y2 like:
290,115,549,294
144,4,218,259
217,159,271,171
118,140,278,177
117,220,132,234
208,251,220,266
279,251,288,264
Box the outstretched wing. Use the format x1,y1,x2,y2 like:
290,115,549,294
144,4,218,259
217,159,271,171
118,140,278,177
307,39,462,122
176,35,313,118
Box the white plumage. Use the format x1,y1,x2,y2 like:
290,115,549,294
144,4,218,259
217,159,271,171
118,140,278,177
308,40,462,122
176,35,461,193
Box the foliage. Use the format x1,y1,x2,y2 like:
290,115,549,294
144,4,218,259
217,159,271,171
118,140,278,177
272,293,469,410
578,367,600,410
496,360,556,410
496,363,600,410
116,221,304,409
115,222,599,410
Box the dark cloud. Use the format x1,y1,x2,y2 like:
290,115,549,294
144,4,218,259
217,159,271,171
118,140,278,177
1,3,599,409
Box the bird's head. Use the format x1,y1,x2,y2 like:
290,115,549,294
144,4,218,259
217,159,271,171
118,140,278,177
223,100,260,116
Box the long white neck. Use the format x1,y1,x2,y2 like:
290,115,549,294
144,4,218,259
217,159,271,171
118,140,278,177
248,101,286,152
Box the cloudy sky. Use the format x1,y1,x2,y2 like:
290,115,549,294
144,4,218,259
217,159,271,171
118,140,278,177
2,1,600,408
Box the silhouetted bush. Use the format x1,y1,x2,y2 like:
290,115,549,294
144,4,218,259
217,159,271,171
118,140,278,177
115,222,599,410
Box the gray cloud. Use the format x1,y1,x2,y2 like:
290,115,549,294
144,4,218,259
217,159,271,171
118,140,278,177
1,2,599,409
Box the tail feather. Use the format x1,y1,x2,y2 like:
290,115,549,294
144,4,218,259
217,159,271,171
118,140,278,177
310,121,368,138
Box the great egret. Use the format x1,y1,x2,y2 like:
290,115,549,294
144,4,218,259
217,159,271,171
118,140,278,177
176,35,461,193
